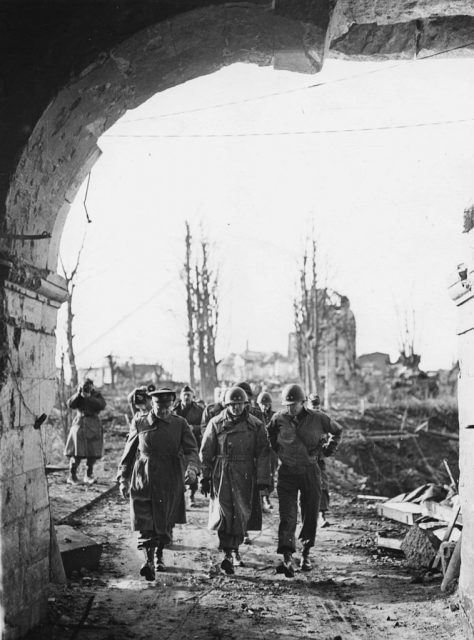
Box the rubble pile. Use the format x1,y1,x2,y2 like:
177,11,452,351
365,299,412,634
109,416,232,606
332,404,459,496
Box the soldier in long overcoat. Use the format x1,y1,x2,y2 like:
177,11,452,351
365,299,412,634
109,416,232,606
117,387,200,581
64,378,106,485
200,386,270,574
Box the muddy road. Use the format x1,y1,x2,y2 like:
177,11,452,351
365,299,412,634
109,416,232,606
32,481,465,640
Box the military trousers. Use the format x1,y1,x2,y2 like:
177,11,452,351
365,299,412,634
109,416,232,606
276,464,321,554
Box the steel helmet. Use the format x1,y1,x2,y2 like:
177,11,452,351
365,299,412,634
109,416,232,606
257,391,272,404
224,386,248,405
281,383,306,405
237,381,253,398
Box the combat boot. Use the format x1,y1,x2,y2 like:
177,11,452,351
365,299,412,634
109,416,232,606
154,545,165,573
220,551,234,575
139,547,155,581
300,545,312,571
276,553,295,578
83,473,96,485
233,548,244,567
66,469,80,485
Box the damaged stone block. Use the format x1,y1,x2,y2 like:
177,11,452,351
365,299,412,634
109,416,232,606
56,525,102,576
401,524,441,569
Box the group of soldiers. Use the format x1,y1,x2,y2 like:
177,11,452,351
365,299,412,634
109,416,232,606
64,378,343,580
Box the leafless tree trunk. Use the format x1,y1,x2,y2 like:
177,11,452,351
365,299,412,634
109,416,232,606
184,221,196,388
106,353,117,388
183,223,219,401
57,351,70,442
60,239,85,388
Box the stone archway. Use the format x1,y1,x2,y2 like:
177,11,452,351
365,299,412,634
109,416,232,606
2,2,474,637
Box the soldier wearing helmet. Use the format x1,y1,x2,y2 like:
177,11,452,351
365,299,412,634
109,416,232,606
173,384,204,507
237,381,264,423
117,387,200,580
199,386,271,574
266,383,343,577
256,391,277,513
306,392,337,527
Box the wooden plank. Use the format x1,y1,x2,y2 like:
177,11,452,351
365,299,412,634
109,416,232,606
357,494,389,502
376,501,423,525
421,500,463,525
376,534,403,550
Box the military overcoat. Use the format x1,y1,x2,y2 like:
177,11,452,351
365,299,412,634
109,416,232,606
117,412,199,537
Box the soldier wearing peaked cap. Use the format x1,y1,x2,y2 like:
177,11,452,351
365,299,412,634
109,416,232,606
266,383,343,578
117,387,200,580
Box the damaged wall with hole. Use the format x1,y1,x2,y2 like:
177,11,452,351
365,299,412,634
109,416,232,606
2,1,474,637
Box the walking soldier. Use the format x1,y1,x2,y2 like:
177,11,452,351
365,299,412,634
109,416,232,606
266,384,342,577
65,378,106,485
257,391,278,513
117,387,200,580
173,384,204,507
200,386,271,574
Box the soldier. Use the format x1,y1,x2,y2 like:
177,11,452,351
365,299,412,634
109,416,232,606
307,392,342,527
200,387,226,433
173,384,204,507
266,384,342,577
257,391,277,513
200,386,270,574
65,378,106,485
237,381,264,422
127,386,149,417
117,387,200,580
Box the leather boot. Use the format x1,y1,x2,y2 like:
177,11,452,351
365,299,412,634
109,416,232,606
300,545,312,571
221,550,234,575
276,552,295,578
139,547,155,581
154,545,165,572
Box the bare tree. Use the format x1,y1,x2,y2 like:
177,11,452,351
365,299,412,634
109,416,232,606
60,238,85,388
183,222,219,401
294,236,356,400
184,222,196,388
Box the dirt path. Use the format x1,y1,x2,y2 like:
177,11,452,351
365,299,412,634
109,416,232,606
33,485,465,640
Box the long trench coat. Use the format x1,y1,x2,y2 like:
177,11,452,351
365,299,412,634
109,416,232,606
64,391,106,458
200,409,270,539
117,412,199,539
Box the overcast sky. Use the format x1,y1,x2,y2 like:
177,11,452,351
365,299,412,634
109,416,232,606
56,58,474,380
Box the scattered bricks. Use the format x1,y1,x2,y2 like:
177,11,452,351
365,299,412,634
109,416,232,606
401,524,441,569
1,473,27,525
56,525,102,576
19,507,51,564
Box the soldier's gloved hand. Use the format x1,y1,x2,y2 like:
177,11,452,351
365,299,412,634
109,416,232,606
184,469,197,486
322,442,337,457
200,477,211,497
119,478,130,499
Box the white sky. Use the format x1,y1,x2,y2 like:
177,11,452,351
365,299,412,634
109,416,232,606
56,58,474,380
